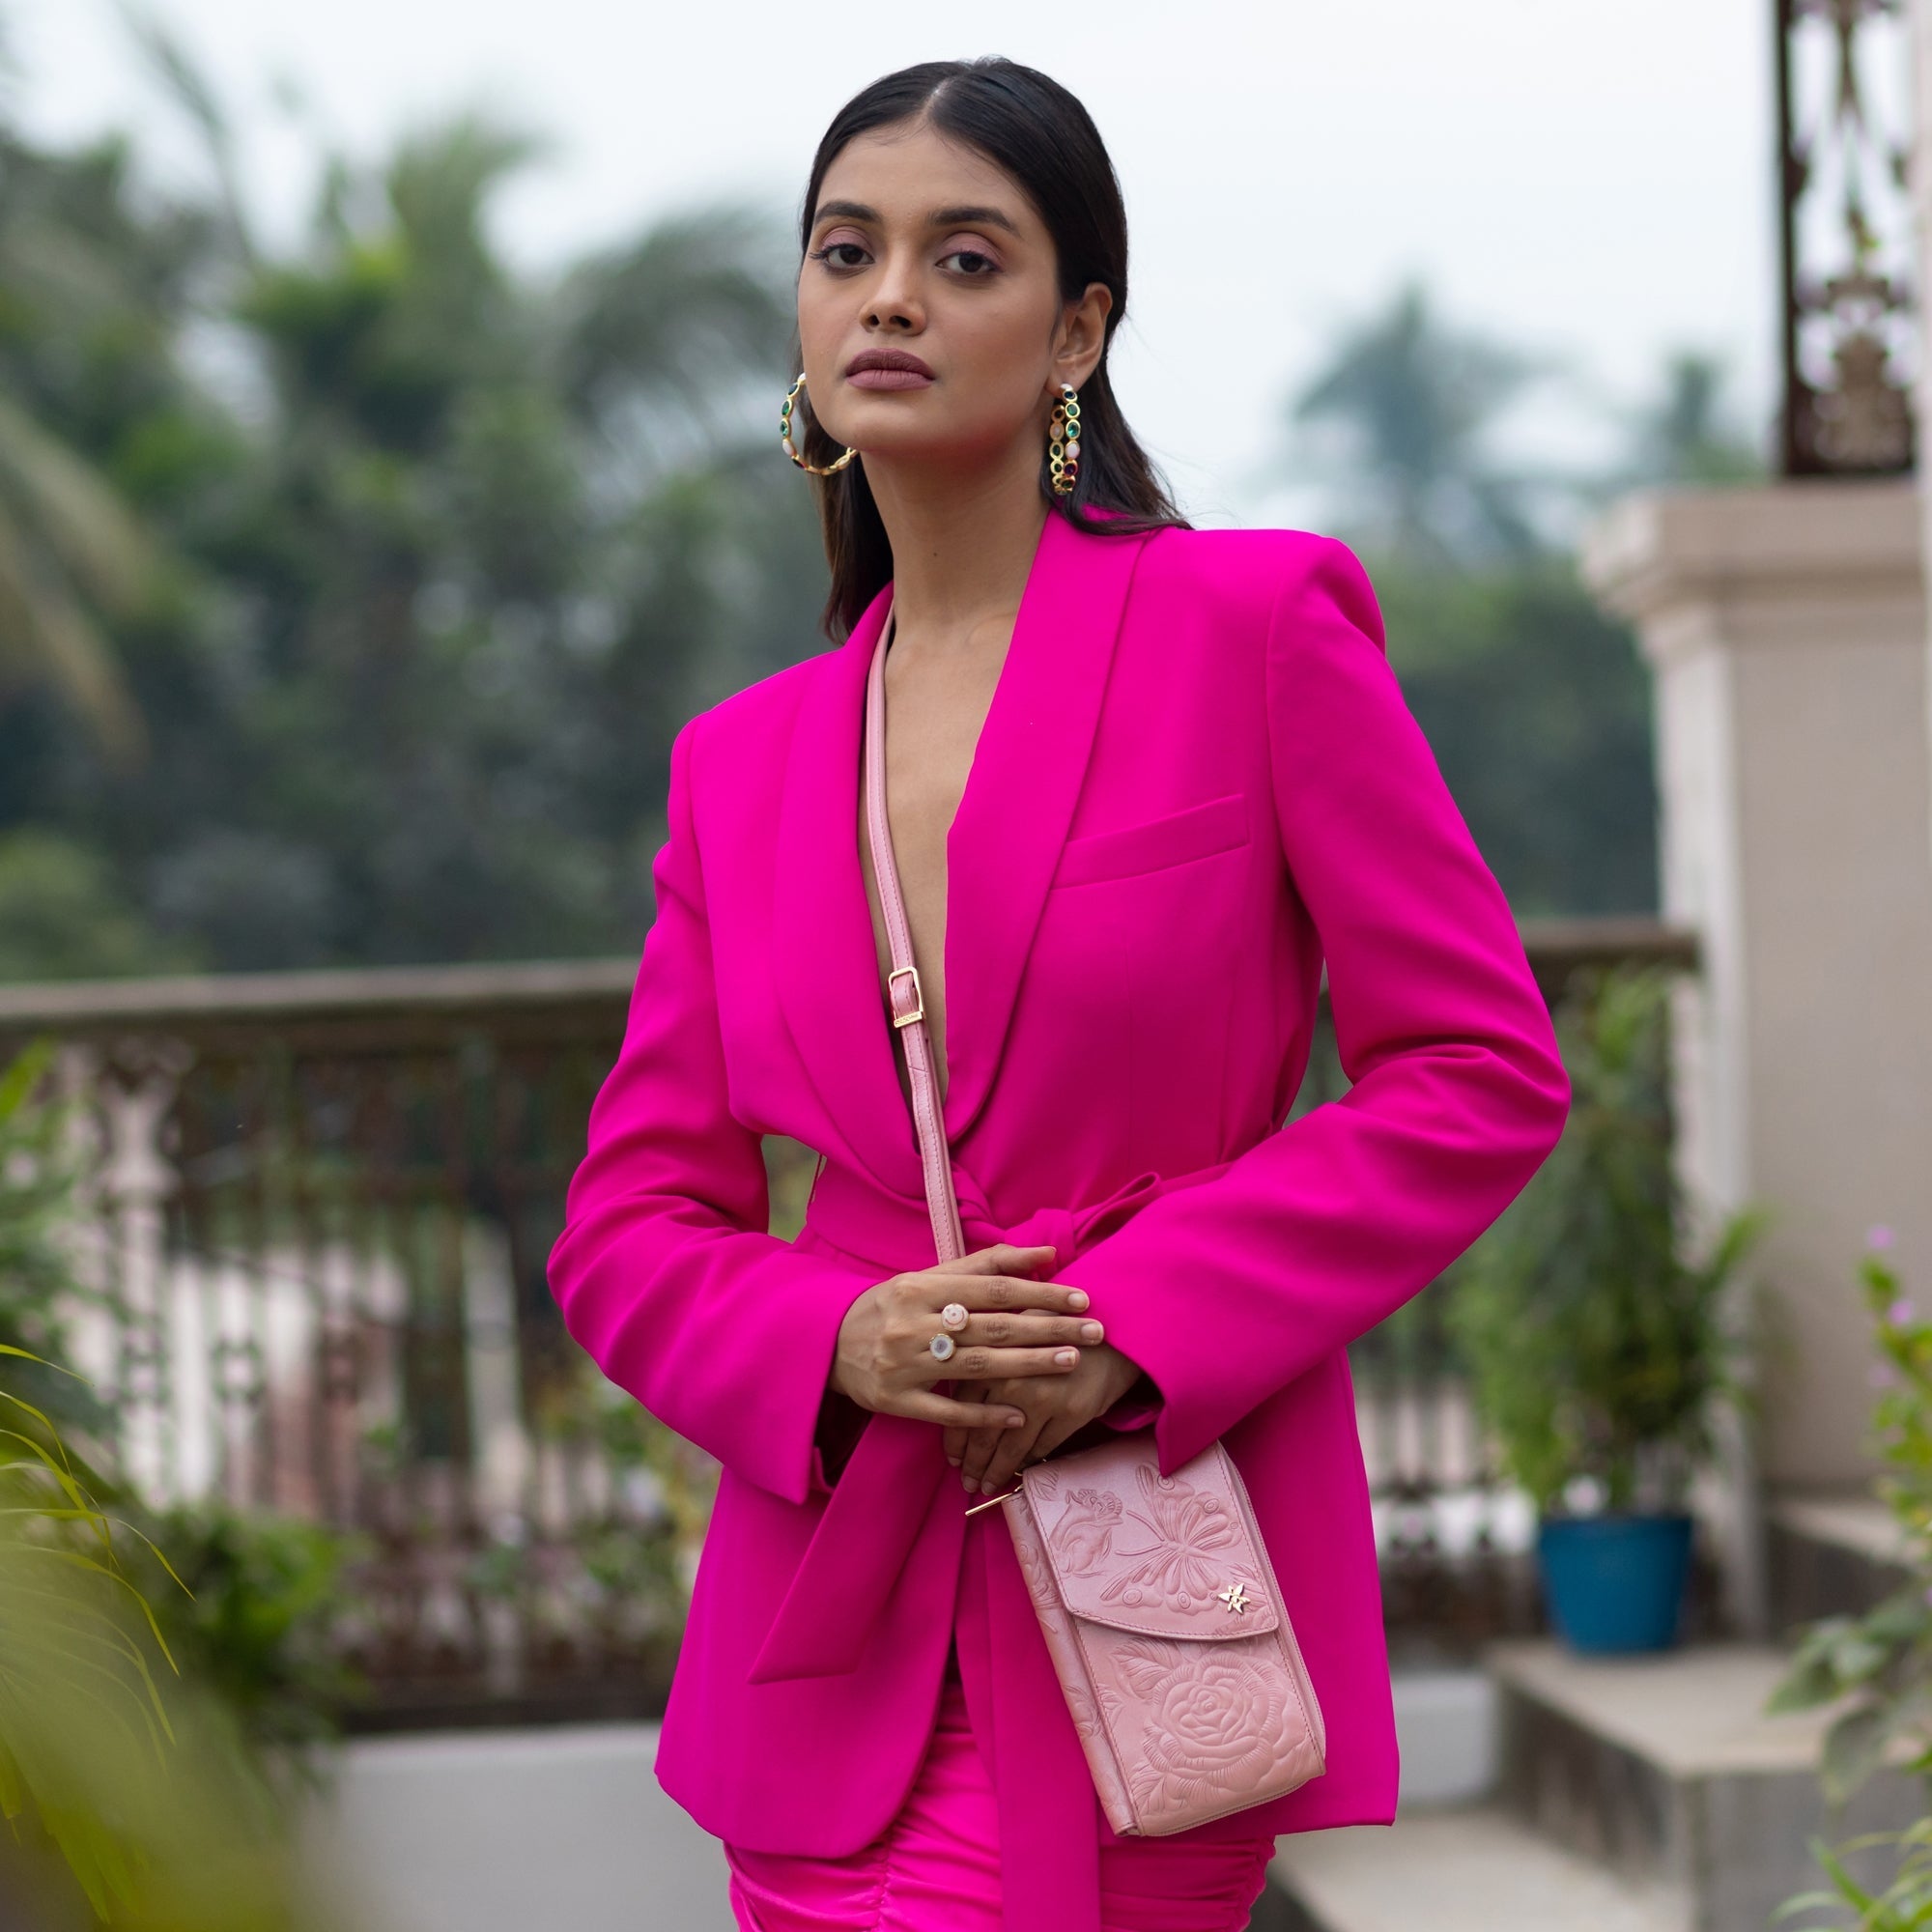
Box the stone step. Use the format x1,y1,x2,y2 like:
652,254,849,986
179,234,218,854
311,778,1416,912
1264,1805,1688,1932
1491,1637,1922,1932
1767,1490,1912,1630
1384,1667,1497,1806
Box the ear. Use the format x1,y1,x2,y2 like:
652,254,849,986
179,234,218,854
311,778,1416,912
1050,281,1114,394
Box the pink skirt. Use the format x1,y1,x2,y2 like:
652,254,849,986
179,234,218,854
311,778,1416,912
723,1646,1278,1932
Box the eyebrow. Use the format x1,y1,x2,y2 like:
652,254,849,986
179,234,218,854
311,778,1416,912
810,199,1024,239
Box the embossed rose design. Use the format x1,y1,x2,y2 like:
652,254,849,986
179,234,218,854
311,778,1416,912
1122,1647,1292,1811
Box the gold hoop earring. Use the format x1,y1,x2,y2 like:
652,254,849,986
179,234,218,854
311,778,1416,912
781,374,859,475
1048,382,1082,497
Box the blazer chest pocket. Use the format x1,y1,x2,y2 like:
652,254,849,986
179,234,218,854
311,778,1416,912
1054,791,1249,889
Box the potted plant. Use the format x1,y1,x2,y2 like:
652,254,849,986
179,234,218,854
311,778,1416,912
1447,959,1767,1652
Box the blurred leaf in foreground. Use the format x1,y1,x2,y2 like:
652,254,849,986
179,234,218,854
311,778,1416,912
0,1340,332,1931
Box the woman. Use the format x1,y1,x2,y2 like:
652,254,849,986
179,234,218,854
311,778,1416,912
548,55,1571,1932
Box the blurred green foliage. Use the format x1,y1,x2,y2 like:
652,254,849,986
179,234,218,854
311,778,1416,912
0,833,190,981
0,1040,362,1925
1371,554,1657,916
0,1040,117,1447
1447,961,1767,1514
122,1501,371,1767
1775,1823,1932,1932
1769,1236,1932,1927
0,1363,339,1931
0,20,822,982
0,26,1772,985
1276,282,1767,920
0,1343,332,1931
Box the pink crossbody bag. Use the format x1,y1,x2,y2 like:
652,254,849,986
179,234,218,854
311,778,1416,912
862,602,1325,1836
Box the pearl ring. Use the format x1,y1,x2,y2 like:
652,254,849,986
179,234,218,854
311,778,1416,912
931,1306,974,1368
929,1303,970,1362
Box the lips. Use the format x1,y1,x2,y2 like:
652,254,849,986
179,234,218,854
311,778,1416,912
849,367,933,390
845,349,935,390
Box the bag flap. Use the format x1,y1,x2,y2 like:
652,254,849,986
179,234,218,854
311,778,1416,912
1017,1437,1281,1640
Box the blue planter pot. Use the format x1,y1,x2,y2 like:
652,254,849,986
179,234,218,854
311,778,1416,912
1536,1513,1694,1654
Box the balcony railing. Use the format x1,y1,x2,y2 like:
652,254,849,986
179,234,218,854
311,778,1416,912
0,915,1697,1724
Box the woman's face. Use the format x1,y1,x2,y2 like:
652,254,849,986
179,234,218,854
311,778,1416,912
796,115,1110,473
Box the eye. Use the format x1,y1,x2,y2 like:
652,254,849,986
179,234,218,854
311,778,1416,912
808,241,869,270
939,247,1000,277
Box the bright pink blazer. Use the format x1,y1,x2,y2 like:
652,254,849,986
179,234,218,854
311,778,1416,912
548,508,1571,1929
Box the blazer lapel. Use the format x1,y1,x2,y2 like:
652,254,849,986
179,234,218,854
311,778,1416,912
772,581,918,1193
771,512,1154,1203
941,512,1151,1145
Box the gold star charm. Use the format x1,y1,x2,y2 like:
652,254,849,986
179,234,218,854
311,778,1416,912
1217,1582,1252,1615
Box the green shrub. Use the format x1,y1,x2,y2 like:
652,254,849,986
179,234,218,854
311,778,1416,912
1447,960,1766,1513
1770,1233,1932,1926
0,1042,348,1923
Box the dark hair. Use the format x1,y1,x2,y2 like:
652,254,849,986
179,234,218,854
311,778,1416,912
792,57,1190,639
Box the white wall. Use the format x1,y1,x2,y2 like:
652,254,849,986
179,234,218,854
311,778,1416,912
289,1724,736,1932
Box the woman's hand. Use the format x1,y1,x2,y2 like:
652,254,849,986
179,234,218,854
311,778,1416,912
829,1241,1105,1432
949,1341,1148,1497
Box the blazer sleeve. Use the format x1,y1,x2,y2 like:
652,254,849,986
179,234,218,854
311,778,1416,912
547,710,877,1507
1099,1374,1163,1434
1057,534,1572,1477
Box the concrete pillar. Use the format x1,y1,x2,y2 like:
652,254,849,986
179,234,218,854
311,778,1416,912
1578,481,1932,1492
1916,0,1932,864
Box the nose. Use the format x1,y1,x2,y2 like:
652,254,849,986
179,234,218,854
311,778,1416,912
864,246,923,332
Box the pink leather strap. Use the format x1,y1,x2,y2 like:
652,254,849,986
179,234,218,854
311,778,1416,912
865,596,970,1264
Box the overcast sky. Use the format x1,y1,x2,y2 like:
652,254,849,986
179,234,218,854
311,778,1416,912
14,0,1778,530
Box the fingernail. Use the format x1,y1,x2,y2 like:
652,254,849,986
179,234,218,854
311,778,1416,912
1055,1348,1078,1367
947,1454,960,1466
1005,1412,1025,1427
1067,1290,1090,1309
960,1472,976,1492
1080,1321,1103,1342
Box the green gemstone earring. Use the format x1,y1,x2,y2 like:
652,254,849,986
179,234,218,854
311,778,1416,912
1048,383,1082,497
781,373,859,475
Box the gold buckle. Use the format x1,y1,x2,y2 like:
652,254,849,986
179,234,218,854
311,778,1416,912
889,964,924,1028
964,1485,1022,1517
